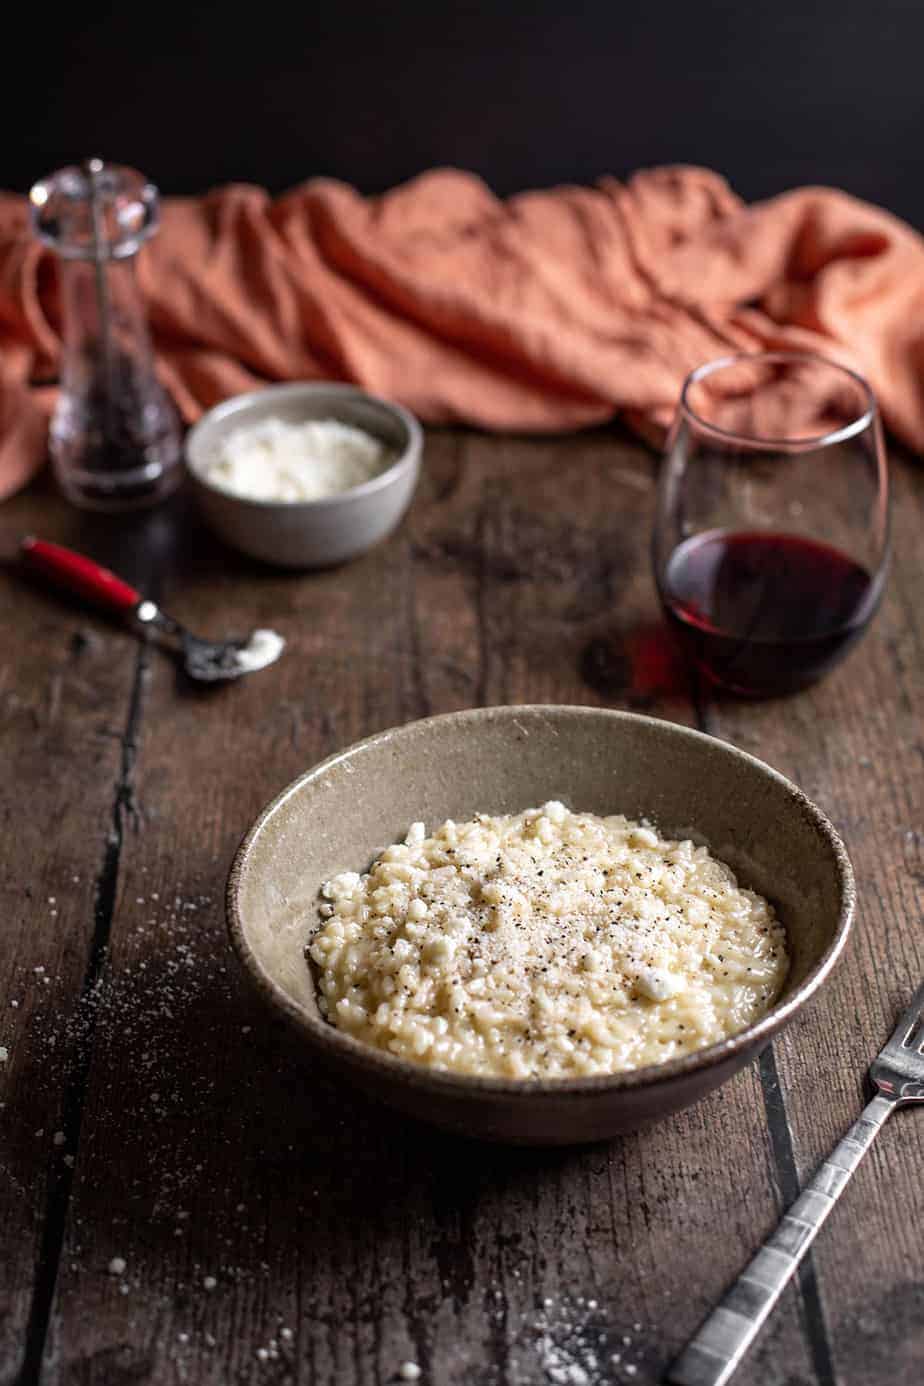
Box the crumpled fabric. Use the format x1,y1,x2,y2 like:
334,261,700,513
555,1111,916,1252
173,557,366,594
1,164,922,499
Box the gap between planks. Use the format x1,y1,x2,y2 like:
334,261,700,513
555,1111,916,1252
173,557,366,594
16,646,149,1386
758,1046,837,1386
694,672,838,1386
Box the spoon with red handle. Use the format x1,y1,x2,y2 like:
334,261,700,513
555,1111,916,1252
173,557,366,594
20,537,284,681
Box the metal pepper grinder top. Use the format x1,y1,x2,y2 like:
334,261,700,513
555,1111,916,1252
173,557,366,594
30,159,182,511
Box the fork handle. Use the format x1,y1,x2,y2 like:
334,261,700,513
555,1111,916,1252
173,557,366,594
668,1092,896,1386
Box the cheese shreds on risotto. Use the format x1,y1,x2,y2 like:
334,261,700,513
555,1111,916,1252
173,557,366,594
309,802,789,1079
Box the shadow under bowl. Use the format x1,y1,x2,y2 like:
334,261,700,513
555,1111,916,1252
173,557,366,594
227,706,854,1145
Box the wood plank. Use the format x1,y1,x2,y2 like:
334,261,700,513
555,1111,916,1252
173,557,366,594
41,431,814,1384
705,453,924,1384
0,481,141,1386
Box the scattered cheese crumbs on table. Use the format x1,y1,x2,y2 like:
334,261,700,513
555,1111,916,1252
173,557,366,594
203,1275,217,1290
398,1364,422,1381
53,1130,65,1145
108,1257,126,1275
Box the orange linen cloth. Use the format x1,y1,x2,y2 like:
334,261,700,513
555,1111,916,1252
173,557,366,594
1,164,923,499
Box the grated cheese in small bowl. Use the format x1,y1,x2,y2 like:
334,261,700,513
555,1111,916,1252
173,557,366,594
201,417,395,503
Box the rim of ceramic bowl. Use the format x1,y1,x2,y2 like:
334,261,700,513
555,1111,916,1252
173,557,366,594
185,381,423,509
227,706,856,1100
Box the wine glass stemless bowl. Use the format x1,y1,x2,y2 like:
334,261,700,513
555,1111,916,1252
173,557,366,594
653,352,890,697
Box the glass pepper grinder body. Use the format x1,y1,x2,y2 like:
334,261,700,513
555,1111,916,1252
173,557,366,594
30,159,182,510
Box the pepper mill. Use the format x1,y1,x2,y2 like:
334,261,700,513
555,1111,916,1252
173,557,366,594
29,159,182,510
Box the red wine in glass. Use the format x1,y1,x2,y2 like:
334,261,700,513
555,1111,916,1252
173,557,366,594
659,529,881,696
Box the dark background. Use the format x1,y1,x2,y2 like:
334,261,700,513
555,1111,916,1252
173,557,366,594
10,1,924,225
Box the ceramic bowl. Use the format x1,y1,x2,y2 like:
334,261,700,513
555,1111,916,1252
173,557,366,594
227,706,854,1145
185,382,422,567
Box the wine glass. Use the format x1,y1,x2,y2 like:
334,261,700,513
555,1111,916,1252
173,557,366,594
652,351,890,697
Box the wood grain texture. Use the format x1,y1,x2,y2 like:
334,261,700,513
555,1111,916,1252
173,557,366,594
708,452,924,1386
0,482,141,1386
2,430,920,1386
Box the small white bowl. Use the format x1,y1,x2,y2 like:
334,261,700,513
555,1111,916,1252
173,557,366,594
185,382,422,567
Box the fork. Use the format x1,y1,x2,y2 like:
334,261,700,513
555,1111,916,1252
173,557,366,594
668,981,924,1386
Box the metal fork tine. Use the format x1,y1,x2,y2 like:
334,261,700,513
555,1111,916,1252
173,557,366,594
886,979,924,1051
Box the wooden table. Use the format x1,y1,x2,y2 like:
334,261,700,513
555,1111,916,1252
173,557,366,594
2,429,922,1386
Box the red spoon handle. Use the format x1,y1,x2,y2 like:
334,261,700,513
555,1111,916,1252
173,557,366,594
20,537,142,616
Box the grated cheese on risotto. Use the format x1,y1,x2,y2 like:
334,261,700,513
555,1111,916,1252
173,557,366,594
309,803,789,1079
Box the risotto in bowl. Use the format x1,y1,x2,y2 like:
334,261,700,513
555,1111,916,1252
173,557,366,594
227,707,853,1144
